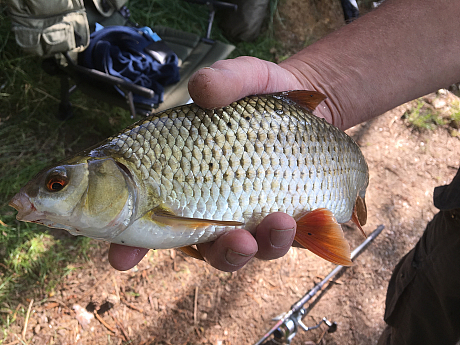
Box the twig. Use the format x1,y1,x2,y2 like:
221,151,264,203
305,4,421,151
316,328,328,345
94,311,116,333
193,286,199,325
122,299,144,313
148,294,157,311
33,88,102,112
4,340,21,345
11,303,22,323
38,297,70,310
110,311,130,342
112,275,120,301
33,88,59,102
22,299,34,340
44,302,59,310
45,298,71,310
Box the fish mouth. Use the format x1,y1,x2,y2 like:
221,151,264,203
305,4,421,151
9,193,77,232
8,193,41,221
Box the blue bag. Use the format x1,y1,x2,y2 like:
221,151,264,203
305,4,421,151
80,25,180,105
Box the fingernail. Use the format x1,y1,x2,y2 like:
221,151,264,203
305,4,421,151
225,249,253,266
270,228,295,248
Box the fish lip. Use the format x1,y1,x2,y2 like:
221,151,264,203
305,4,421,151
8,192,42,221
8,195,22,211
9,195,62,229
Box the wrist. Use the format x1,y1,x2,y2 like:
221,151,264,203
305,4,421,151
279,51,369,131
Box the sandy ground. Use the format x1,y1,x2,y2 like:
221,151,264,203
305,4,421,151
7,95,460,345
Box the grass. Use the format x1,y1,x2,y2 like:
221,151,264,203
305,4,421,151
403,99,446,131
449,101,460,122
403,95,460,133
0,0,281,338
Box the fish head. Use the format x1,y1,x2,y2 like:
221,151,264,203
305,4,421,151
9,158,136,240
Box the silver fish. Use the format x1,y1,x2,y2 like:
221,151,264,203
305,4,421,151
9,91,369,266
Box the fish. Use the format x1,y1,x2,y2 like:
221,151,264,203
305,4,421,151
9,90,369,266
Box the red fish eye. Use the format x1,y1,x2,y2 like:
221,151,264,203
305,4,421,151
45,175,68,192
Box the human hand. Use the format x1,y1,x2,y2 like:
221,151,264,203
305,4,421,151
187,56,306,109
109,212,297,272
109,56,315,272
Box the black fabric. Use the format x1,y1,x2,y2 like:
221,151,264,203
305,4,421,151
434,168,460,210
378,169,460,345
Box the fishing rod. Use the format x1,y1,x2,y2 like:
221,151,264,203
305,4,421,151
254,224,385,345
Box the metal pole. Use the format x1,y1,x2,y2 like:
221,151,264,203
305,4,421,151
254,225,385,345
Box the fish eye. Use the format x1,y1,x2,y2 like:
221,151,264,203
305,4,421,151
45,169,69,192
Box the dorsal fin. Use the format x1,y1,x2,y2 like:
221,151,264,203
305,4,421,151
281,90,327,112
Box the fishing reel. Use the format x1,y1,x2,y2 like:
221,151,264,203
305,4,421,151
269,309,337,345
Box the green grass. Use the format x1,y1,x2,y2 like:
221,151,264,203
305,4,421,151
403,100,446,131
450,101,460,122
128,0,282,60
403,96,460,133
0,0,282,338
0,17,105,332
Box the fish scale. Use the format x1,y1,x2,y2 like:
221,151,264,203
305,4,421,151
103,94,367,226
10,91,368,265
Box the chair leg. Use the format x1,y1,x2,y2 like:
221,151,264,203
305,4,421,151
57,75,74,120
124,89,136,119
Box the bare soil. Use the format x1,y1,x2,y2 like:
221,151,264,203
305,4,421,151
5,2,460,345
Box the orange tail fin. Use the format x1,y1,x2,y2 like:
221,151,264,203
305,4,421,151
295,208,353,266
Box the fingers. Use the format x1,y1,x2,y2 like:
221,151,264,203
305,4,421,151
254,212,297,260
197,213,297,272
108,212,297,272
188,56,303,109
197,229,258,272
108,243,149,271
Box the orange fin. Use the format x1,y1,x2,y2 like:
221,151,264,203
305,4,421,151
151,207,244,228
351,196,367,238
281,90,327,112
178,246,204,261
294,208,353,266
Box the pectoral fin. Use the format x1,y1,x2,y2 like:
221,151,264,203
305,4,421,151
151,207,244,228
294,208,353,266
351,195,367,238
178,246,204,261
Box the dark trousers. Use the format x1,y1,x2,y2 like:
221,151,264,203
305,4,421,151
377,209,460,345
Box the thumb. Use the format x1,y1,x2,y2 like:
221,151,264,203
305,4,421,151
188,56,302,109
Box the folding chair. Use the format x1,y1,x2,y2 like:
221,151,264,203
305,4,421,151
8,0,236,119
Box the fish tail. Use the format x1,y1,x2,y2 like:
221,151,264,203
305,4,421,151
294,208,353,266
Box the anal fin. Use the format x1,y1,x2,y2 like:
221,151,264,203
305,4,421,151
351,195,367,238
294,208,353,266
178,246,204,261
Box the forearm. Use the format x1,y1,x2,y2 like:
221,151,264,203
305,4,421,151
282,0,460,129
